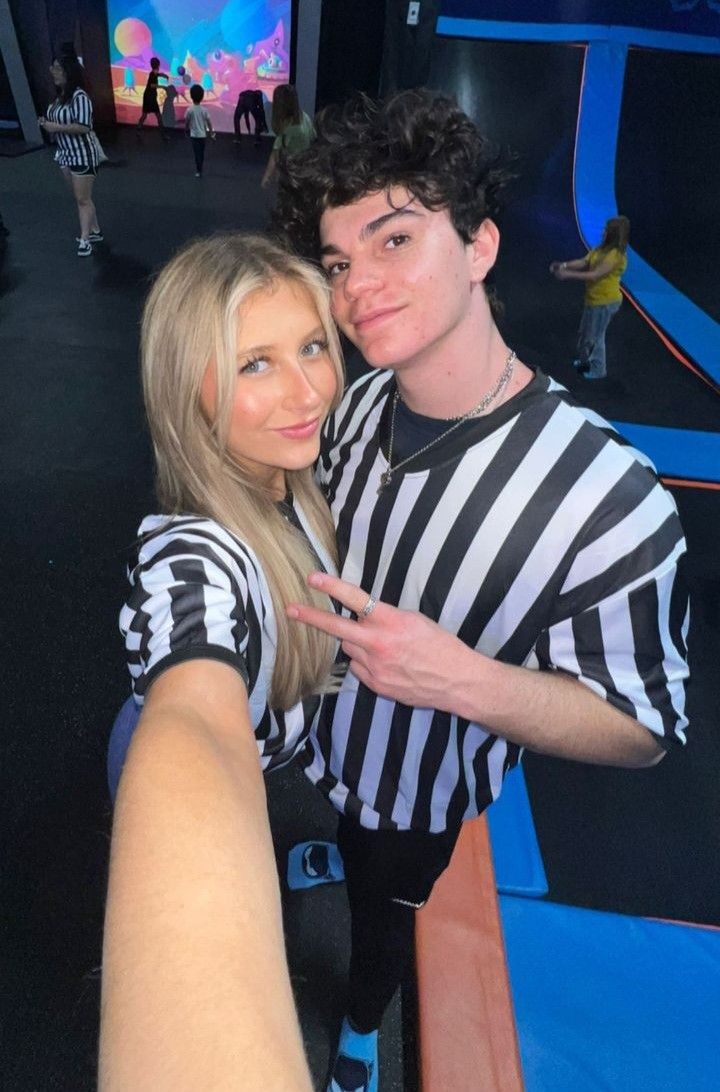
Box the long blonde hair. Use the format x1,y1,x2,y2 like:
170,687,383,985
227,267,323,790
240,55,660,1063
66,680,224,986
141,233,344,709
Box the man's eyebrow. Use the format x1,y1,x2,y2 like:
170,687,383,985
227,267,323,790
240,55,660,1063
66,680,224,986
360,207,421,241
319,207,421,257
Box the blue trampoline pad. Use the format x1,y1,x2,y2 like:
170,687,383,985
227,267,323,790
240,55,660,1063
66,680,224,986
487,765,548,898
500,896,720,1091
610,421,720,484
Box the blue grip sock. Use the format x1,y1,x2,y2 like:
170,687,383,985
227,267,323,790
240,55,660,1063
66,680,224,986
287,841,345,890
327,1017,378,1092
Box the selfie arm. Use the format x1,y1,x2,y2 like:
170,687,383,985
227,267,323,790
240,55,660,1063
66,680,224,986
99,660,312,1092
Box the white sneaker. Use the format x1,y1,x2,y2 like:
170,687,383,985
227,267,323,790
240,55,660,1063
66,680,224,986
87,230,103,242
77,239,92,257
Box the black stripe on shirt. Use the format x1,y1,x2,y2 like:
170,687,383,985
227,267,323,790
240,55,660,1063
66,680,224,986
554,511,683,625
142,644,249,695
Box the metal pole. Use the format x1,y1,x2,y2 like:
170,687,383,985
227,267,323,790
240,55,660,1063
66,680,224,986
0,0,43,146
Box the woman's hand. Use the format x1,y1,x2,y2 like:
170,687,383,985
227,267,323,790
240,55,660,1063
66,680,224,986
39,118,60,133
287,572,478,711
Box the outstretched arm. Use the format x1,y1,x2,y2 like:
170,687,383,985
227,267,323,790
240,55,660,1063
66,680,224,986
553,256,616,282
99,660,312,1092
550,257,589,274
288,573,676,769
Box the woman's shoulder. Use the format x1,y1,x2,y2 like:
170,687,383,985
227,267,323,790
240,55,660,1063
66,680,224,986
135,514,260,576
598,245,625,265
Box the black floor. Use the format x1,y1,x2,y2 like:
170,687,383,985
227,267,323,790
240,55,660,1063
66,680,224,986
3,121,718,1092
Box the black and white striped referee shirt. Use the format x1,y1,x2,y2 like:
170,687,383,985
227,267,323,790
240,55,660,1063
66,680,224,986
47,88,98,170
120,505,337,772
301,369,689,832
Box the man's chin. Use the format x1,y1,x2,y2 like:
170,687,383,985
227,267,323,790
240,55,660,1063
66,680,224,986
353,343,400,371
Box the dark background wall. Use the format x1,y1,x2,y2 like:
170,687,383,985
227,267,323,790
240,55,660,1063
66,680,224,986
315,0,444,108
8,0,114,123
426,33,718,327
0,52,17,122
617,48,720,323
315,0,386,107
380,0,442,93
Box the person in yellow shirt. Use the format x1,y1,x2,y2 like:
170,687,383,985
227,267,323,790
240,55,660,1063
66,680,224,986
550,215,630,379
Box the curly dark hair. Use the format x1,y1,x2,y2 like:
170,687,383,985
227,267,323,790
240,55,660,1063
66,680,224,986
272,88,511,265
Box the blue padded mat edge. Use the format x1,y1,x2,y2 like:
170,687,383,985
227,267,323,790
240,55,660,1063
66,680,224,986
500,896,720,1091
487,765,548,897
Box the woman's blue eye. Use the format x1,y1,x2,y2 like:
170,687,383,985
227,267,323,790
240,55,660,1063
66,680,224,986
302,338,328,357
240,357,269,375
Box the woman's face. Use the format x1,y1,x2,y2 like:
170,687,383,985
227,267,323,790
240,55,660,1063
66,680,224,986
200,280,338,497
50,61,66,89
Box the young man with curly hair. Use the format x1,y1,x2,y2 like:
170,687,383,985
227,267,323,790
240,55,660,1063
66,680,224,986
275,90,689,1092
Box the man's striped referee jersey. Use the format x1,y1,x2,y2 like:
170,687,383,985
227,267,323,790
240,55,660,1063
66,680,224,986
301,369,689,832
120,504,336,772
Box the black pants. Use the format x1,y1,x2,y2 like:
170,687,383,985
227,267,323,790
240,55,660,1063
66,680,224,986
137,106,163,129
190,137,206,174
233,106,252,136
337,816,461,1033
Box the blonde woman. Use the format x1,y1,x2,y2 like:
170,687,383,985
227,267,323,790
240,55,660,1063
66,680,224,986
100,233,344,1092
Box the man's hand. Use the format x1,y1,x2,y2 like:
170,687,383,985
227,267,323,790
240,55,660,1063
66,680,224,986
287,571,477,711
288,574,667,768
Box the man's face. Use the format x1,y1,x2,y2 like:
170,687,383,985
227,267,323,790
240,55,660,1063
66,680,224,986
318,188,490,372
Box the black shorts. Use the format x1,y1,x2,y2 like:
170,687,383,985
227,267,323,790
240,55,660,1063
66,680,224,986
66,162,97,178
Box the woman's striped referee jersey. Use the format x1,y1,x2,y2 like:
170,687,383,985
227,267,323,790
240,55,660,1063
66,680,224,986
120,504,336,772
47,88,99,170
301,369,689,832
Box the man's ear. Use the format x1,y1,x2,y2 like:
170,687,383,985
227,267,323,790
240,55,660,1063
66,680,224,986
468,219,500,283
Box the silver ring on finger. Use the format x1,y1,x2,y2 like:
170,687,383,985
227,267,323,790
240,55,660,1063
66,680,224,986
358,595,377,620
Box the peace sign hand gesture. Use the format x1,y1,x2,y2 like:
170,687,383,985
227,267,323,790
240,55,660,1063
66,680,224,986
287,572,479,713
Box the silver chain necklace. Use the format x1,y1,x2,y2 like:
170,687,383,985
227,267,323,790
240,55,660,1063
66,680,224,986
377,349,516,494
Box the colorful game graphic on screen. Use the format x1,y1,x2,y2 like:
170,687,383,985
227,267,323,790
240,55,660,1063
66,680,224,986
107,0,291,132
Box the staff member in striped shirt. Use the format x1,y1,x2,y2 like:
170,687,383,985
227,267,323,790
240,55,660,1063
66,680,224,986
100,234,344,1091
275,90,689,1092
38,56,102,257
